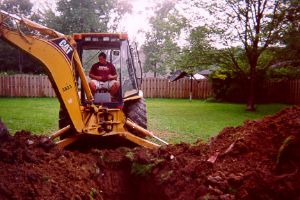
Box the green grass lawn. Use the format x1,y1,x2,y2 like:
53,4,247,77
0,98,60,134
0,97,289,144
146,98,289,143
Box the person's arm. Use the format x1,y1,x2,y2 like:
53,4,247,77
107,63,117,80
89,73,103,81
89,64,103,81
107,74,117,80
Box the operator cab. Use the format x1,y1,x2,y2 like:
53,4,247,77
74,33,142,108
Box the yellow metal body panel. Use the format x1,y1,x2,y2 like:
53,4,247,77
81,106,127,135
3,32,85,132
72,51,94,103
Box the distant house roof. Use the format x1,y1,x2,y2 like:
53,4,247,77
169,70,188,82
169,69,212,82
193,73,206,80
198,69,213,76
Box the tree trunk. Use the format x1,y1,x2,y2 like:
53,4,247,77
246,64,256,111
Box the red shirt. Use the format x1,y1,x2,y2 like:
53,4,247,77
89,62,117,82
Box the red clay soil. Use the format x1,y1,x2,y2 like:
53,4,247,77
0,105,300,200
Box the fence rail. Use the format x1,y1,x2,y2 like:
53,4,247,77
0,75,299,104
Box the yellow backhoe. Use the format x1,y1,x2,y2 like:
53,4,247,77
0,10,168,149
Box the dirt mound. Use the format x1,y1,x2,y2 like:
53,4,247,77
0,105,300,200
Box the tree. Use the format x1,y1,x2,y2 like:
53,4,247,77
200,0,290,111
44,0,132,34
276,0,300,65
143,33,166,77
210,47,258,103
108,0,133,31
175,26,216,74
44,0,109,34
0,0,33,17
142,0,187,77
0,0,43,73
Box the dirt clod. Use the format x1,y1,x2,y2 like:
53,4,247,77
0,105,300,199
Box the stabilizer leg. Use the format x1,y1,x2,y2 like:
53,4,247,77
119,132,160,149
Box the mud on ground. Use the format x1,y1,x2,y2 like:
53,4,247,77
0,105,299,200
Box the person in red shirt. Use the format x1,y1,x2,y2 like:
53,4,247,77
89,52,120,96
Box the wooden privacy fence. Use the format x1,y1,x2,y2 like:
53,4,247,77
0,75,300,104
0,75,212,99
287,79,300,104
262,79,300,104
141,78,212,99
0,75,56,97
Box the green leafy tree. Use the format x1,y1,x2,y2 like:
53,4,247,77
175,26,216,74
210,47,258,103
0,0,33,17
274,0,300,66
143,33,166,77
0,0,43,73
142,0,187,77
198,0,291,111
44,0,132,34
108,0,133,31
44,0,110,34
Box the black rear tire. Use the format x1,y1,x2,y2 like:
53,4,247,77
123,98,147,137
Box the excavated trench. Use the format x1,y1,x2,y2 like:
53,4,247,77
0,105,300,200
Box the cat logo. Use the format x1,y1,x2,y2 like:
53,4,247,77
58,39,73,54
51,38,74,61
